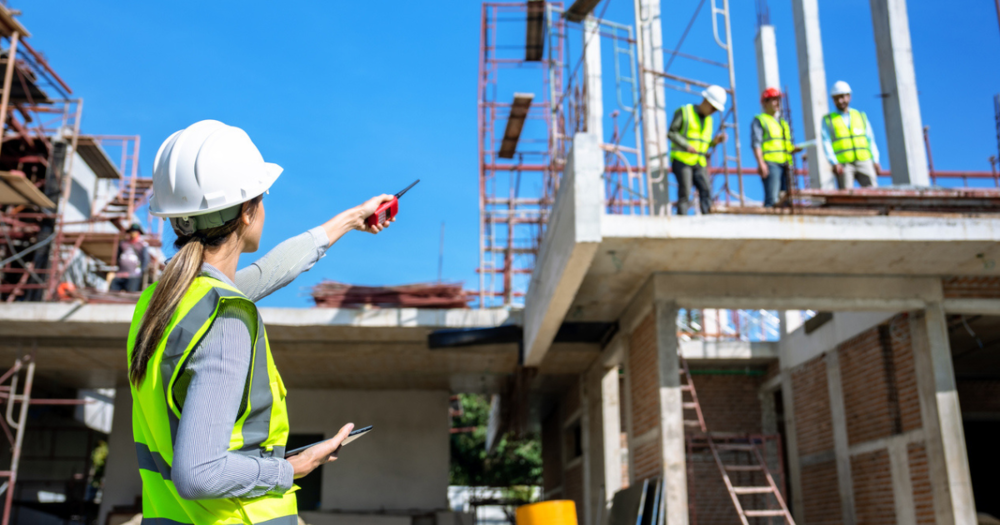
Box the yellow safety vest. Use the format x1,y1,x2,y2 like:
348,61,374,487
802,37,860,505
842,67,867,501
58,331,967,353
755,113,793,165
670,104,713,167
128,276,297,525
825,108,872,164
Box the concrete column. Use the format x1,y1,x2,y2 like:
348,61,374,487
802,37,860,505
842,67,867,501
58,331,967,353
910,304,976,525
655,300,688,525
755,25,781,95
824,351,857,525
779,373,805,522
97,388,141,525
635,0,671,215
888,438,917,525
601,366,623,505
870,0,930,186
583,363,622,525
583,16,603,140
790,0,835,189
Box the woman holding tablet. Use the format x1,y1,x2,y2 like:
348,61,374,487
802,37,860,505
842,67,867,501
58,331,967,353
127,120,390,524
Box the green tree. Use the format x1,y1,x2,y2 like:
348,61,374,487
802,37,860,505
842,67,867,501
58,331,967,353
449,394,542,487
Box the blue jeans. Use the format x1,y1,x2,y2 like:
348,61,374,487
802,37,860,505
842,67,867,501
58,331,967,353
763,162,789,207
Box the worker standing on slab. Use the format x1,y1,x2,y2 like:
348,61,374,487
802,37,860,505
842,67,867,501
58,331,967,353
110,222,149,292
821,80,881,188
752,87,802,207
667,85,728,215
127,120,394,524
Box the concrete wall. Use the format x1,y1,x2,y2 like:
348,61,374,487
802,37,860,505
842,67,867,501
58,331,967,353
286,389,450,513
98,388,140,524
98,389,450,523
784,314,937,524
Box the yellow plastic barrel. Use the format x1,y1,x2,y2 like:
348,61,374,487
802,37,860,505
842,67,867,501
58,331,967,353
515,500,578,525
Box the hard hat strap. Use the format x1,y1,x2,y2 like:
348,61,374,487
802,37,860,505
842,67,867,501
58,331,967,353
170,203,243,236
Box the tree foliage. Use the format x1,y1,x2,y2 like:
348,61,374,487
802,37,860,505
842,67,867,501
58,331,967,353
449,394,542,487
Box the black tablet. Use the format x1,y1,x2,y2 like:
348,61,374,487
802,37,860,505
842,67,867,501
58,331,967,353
283,425,373,458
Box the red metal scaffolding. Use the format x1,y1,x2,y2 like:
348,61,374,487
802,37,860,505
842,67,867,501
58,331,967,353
0,5,161,303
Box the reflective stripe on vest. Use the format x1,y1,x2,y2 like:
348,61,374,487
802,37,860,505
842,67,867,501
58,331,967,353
755,113,793,165
825,108,872,163
670,104,713,167
128,276,296,525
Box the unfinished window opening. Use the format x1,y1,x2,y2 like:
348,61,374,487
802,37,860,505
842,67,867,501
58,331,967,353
949,314,1000,520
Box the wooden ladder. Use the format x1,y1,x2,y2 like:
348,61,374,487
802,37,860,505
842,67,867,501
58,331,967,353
680,354,796,525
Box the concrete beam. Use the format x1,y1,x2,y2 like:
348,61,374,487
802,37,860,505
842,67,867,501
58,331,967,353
755,25,781,95
524,133,605,366
583,16,603,139
790,0,835,188
655,301,688,525
652,273,942,312
680,339,778,362
870,0,929,186
910,304,976,524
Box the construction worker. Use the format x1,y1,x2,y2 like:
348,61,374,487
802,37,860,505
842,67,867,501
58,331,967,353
128,120,395,524
110,222,148,292
667,85,728,215
822,80,881,188
752,87,803,207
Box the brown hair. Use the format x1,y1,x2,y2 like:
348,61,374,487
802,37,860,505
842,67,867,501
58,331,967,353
128,195,262,386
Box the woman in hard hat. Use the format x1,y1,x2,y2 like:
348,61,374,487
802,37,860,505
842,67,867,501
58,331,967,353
126,120,393,524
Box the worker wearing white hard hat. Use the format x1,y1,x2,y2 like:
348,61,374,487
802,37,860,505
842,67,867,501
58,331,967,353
666,85,728,215
822,81,881,188
128,120,394,524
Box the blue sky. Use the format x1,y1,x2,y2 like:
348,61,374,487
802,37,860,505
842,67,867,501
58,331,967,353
21,0,1000,307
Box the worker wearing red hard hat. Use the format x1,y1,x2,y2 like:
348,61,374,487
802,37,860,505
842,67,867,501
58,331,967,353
822,80,880,188
751,87,802,207
666,85,729,215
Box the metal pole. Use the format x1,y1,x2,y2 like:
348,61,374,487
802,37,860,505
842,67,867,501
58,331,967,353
0,31,20,138
2,358,33,525
478,4,487,308
44,99,83,300
438,222,444,283
721,0,744,206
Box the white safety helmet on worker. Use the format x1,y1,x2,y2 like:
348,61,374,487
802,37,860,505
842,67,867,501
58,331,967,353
150,120,282,235
701,85,728,111
830,81,852,96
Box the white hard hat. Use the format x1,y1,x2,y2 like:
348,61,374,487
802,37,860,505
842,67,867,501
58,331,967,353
830,80,852,96
701,85,727,111
150,120,282,224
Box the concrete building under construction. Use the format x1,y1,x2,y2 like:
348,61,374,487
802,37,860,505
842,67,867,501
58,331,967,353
1,0,999,524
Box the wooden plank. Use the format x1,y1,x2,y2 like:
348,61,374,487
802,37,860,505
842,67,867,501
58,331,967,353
0,179,28,205
0,172,55,209
498,93,533,159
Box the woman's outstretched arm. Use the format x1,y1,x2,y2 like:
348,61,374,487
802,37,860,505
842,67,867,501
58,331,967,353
234,194,395,302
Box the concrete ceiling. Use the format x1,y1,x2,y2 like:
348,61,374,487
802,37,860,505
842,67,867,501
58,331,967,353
0,303,600,391
570,214,1000,322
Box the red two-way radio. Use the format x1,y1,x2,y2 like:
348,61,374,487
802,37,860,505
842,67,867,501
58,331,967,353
365,179,420,228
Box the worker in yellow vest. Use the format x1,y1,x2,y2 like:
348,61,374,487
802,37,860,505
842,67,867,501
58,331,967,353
821,80,881,188
128,120,394,524
752,87,803,207
667,85,728,215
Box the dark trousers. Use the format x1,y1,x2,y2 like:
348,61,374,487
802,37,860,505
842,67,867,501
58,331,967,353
672,159,712,215
111,276,142,292
763,162,790,207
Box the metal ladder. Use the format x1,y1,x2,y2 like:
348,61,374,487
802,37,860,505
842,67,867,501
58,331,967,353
679,354,796,525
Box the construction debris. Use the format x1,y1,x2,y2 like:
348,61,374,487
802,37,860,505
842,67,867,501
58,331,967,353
311,281,470,309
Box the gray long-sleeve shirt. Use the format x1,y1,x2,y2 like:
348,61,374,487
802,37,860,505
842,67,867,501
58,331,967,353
171,226,330,500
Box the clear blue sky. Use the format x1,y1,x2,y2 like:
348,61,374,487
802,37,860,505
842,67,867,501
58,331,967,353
21,0,1000,307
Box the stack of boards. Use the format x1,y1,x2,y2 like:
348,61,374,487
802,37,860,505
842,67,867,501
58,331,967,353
0,171,55,209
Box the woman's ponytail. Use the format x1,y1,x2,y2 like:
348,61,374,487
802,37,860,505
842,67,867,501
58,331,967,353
128,238,204,385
